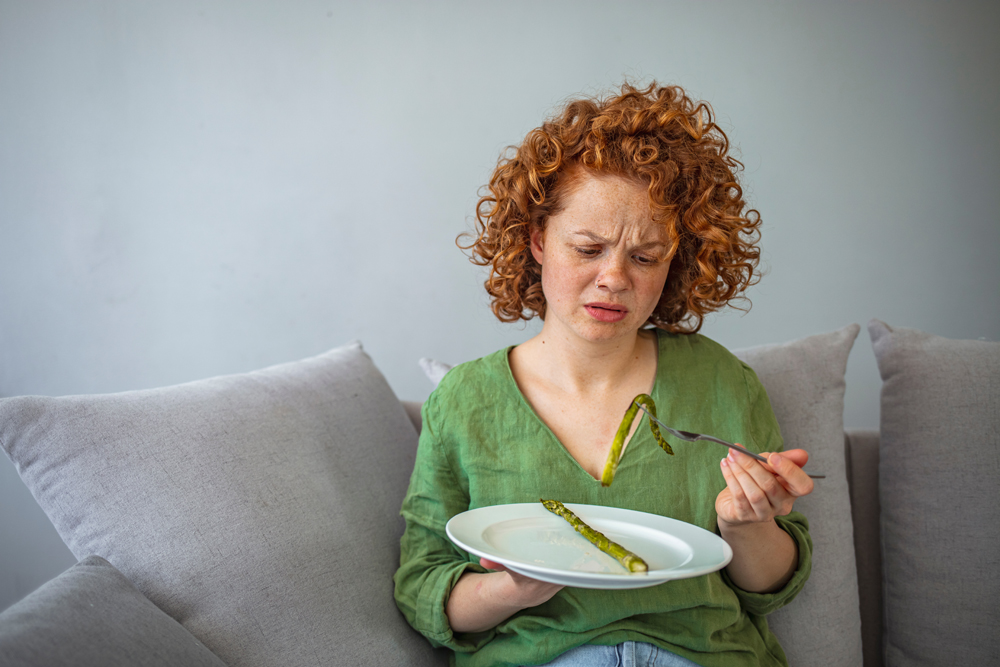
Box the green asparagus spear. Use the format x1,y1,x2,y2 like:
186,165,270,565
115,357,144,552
541,499,648,573
600,394,673,487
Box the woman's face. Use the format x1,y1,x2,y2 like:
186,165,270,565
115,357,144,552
530,172,674,345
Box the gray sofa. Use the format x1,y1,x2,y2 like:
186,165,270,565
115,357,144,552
1,321,996,667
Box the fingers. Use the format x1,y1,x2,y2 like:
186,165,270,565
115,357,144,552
480,557,553,584
718,445,817,528
766,452,815,497
734,447,815,498
719,457,752,520
720,451,783,521
776,448,810,468
754,452,793,494
734,450,787,499
479,557,505,571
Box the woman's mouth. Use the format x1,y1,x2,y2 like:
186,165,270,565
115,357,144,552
585,303,628,323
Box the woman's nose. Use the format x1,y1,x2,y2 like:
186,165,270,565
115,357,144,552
595,253,631,292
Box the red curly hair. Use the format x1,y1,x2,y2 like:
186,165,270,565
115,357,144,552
460,82,762,334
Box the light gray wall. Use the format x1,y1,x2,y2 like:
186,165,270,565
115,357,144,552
1,1,997,611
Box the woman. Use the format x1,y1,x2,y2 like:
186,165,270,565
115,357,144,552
394,82,815,667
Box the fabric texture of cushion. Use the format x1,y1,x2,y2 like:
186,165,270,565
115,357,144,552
0,555,225,667
420,324,863,667
0,342,448,667
844,429,883,667
418,357,452,386
869,319,999,666
732,324,863,667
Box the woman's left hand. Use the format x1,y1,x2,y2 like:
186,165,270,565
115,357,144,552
715,448,815,527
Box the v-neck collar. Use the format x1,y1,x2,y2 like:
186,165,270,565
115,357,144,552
501,329,665,483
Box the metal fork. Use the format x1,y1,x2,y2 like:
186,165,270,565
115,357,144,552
634,401,825,479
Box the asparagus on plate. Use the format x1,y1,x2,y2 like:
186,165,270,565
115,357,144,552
541,499,648,573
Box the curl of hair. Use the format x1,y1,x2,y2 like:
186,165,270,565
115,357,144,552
458,82,762,334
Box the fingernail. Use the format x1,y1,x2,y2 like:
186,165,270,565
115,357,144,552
721,458,728,468
728,450,737,462
769,453,783,466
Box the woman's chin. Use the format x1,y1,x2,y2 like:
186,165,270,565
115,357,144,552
541,308,652,344
574,319,644,343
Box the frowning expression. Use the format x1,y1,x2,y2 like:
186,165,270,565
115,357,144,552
530,172,674,343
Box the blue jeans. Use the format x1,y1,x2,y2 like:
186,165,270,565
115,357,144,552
532,641,702,667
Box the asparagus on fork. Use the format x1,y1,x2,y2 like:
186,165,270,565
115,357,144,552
600,393,674,487
541,499,648,574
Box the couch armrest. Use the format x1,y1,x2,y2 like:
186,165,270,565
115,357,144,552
0,556,227,667
844,429,882,667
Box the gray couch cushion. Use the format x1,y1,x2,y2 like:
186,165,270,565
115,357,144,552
869,320,1000,666
845,429,883,667
0,342,447,667
733,324,863,667
0,555,226,667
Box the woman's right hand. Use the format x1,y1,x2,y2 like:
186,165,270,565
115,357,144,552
445,558,564,633
479,558,565,607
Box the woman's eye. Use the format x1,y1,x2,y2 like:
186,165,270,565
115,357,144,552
634,255,656,265
575,247,601,257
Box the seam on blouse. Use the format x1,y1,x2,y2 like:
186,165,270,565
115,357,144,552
422,390,470,515
739,364,763,454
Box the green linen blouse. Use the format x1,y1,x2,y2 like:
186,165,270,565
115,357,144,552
394,330,811,667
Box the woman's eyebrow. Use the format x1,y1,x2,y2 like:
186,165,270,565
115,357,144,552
571,231,613,244
571,231,666,250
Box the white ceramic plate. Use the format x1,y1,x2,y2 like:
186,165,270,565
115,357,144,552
446,502,732,590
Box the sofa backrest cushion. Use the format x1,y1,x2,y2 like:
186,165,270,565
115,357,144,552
732,324,863,667
0,556,226,667
0,342,448,667
843,429,883,667
869,320,999,666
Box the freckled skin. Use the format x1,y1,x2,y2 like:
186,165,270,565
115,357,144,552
529,174,674,346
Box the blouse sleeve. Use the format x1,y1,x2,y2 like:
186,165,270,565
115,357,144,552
721,511,813,616
392,395,493,652
720,365,814,616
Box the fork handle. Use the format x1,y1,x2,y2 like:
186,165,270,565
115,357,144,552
698,436,767,462
702,437,826,479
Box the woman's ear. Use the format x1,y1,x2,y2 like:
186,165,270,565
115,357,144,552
529,225,545,265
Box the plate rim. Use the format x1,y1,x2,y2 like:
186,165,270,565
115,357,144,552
445,502,732,589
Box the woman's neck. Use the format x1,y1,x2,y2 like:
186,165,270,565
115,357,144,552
512,326,658,398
